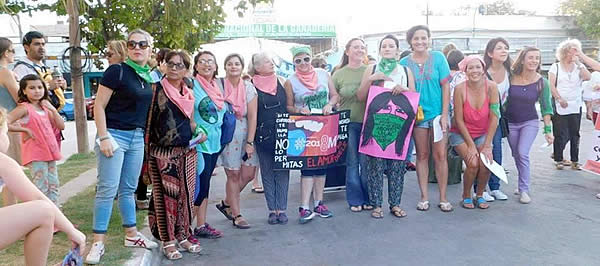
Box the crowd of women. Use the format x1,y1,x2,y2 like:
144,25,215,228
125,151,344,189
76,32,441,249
2,24,600,264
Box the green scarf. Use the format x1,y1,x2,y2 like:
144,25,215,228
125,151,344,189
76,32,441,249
377,58,398,77
372,113,406,151
125,58,153,83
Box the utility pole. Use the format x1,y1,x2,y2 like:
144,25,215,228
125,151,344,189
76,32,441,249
67,0,89,154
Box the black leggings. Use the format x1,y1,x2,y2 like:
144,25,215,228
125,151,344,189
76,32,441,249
194,151,221,206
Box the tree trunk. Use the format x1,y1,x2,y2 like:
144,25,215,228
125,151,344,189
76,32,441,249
68,0,90,154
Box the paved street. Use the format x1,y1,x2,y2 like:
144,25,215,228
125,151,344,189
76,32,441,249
151,119,600,266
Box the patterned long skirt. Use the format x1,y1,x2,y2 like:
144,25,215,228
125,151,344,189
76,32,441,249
147,145,197,242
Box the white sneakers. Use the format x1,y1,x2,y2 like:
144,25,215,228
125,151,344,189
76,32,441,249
85,232,158,264
124,232,159,249
85,242,105,265
481,191,495,202
490,190,508,200
519,192,531,204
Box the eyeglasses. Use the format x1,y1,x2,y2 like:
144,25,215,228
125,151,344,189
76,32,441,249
127,40,150,50
105,52,114,58
294,57,311,65
166,62,186,70
197,59,215,65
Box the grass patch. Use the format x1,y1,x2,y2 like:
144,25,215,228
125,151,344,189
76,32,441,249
0,187,147,265
0,153,96,206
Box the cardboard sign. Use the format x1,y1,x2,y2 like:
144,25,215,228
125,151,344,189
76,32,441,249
273,111,350,170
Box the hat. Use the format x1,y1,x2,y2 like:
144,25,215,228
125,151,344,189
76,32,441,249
458,55,485,72
290,46,312,58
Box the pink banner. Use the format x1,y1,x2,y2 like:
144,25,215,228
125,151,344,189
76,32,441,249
359,86,420,160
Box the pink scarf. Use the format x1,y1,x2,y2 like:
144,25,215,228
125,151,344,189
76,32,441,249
224,78,247,119
252,73,278,96
295,65,318,91
195,74,224,110
160,78,195,119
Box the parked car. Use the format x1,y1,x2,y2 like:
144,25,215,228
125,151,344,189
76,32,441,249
59,99,74,121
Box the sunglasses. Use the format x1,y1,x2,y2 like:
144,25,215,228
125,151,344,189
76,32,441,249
6,49,15,54
294,57,311,65
197,59,215,65
127,40,150,50
105,52,114,58
167,61,186,70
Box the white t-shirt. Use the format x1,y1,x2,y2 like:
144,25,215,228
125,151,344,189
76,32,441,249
550,62,583,115
488,69,510,105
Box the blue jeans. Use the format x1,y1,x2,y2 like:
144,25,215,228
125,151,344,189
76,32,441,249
93,128,145,234
405,138,415,162
345,122,368,207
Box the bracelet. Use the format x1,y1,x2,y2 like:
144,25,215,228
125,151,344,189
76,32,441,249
98,135,110,141
246,141,254,146
543,125,552,134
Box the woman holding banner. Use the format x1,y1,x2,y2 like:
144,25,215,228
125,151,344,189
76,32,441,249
332,38,370,212
214,53,259,229
449,55,499,209
249,52,291,225
399,25,453,212
506,47,553,204
284,46,339,224
357,34,416,219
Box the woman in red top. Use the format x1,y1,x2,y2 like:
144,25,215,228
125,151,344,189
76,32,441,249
449,56,499,209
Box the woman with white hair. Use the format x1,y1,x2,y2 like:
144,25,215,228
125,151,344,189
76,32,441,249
248,52,291,224
549,39,591,171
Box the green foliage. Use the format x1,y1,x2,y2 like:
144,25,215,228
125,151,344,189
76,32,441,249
560,0,600,39
1,0,272,58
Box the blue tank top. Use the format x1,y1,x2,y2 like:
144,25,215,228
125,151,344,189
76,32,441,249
289,69,330,111
0,66,17,111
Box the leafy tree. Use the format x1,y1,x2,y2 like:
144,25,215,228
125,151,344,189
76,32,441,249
452,0,535,16
560,0,600,39
1,0,271,55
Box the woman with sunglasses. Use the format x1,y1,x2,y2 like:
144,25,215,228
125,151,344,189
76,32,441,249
86,29,158,264
105,40,127,65
145,50,201,260
284,46,339,224
357,34,416,219
0,37,21,207
192,51,225,239
248,52,291,224
332,38,370,212
214,53,259,229
399,25,453,212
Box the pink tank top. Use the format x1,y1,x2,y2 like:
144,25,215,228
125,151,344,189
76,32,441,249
20,103,61,165
451,80,490,138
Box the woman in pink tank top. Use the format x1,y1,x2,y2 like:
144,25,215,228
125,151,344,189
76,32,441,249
449,56,499,210
7,74,64,205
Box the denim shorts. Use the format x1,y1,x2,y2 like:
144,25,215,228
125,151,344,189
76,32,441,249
449,132,487,147
415,119,434,129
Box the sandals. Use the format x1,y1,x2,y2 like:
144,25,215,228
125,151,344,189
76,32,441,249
438,201,454,212
371,208,384,219
475,197,489,209
251,186,264,193
390,206,407,218
233,214,251,229
349,205,362,212
216,200,233,220
177,239,202,253
163,242,182,260
362,204,374,210
416,200,430,211
462,198,475,209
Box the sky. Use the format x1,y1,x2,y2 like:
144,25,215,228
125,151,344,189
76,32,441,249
1,0,566,41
